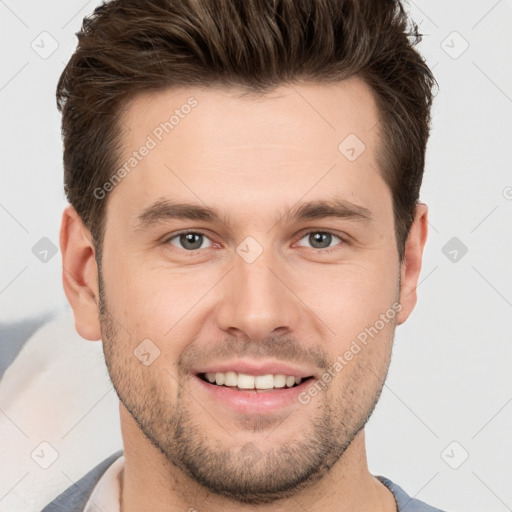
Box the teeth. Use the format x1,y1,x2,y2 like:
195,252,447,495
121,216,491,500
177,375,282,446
274,374,286,388
224,371,237,386
254,374,274,389
203,372,303,390
237,373,255,389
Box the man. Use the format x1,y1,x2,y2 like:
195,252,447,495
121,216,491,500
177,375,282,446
44,0,444,510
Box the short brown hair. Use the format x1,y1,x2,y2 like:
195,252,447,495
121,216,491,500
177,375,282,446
57,0,437,262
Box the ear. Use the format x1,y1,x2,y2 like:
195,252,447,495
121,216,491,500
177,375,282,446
60,205,102,341
396,202,428,325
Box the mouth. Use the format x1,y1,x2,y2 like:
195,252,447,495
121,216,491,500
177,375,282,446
191,361,319,414
198,371,314,392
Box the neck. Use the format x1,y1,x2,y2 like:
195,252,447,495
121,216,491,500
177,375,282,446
119,407,396,512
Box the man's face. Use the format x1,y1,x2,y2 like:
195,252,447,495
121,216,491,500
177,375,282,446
98,78,401,503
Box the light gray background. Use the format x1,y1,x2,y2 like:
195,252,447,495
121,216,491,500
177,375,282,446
1,1,511,511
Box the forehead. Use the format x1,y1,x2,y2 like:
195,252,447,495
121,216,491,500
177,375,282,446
107,78,390,229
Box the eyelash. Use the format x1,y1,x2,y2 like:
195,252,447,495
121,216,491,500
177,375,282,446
162,229,347,255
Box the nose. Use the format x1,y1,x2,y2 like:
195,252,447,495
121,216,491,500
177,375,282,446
215,246,301,342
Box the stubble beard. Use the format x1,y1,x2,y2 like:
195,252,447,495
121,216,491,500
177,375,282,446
97,268,393,505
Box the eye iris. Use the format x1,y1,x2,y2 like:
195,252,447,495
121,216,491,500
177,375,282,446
309,232,332,249
180,233,203,250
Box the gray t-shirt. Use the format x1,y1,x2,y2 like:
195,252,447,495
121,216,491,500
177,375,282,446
42,451,448,511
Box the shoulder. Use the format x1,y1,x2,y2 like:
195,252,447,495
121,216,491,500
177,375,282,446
41,451,124,512
376,475,450,512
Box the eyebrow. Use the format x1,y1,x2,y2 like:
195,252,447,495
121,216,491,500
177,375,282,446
134,197,373,230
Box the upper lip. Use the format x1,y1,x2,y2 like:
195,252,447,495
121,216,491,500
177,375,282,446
194,359,317,379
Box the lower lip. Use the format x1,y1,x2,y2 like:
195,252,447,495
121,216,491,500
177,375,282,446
192,375,311,414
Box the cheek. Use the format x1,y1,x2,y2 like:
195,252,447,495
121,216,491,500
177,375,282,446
103,262,214,372
105,254,203,325
320,314,395,408
295,256,399,340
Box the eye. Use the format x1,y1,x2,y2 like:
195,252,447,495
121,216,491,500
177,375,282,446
165,231,213,251
295,231,344,252
163,229,345,254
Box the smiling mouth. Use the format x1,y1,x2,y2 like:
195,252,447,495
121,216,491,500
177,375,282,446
198,372,313,392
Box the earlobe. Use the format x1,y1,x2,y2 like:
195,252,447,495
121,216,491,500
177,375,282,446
60,205,102,341
396,203,429,325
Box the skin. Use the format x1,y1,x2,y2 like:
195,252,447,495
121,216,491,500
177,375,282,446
61,76,428,512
